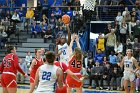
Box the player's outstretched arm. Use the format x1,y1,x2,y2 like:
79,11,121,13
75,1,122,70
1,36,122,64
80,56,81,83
66,69,81,82
66,24,71,46
56,68,63,88
69,34,76,57
75,34,81,49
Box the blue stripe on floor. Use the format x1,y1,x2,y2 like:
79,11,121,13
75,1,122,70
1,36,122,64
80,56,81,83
83,90,119,93
0,85,120,93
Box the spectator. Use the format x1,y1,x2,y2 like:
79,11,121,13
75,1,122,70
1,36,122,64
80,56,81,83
87,59,94,75
44,25,54,43
103,56,109,65
31,22,41,38
7,22,16,38
49,13,57,29
115,12,123,25
18,7,26,21
133,20,140,42
2,17,10,31
100,62,111,90
0,30,7,48
114,41,123,54
131,8,136,20
73,7,80,19
41,21,48,38
135,0,140,6
95,34,105,52
105,29,116,56
123,38,133,53
94,49,105,65
136,63,140,92
25,51,32,68
128,17,136,37
18,7,26,30
119,20,127,44
17,58,27,84
110,67,121,90
114,21,120,41
26,7,34,25
57,26,64,36
109,50,118,67
56,18,63,29
122,7,130,17
116,52,123,63
104,23,112,35
53,7,62,19
133,38,140,61
5,11,12,21
66,7,73,18
41,14,48,24
88,61,104,89
11,11,20,25
42,0,49,17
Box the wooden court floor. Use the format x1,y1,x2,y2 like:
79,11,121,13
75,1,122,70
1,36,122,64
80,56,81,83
0,84,125,93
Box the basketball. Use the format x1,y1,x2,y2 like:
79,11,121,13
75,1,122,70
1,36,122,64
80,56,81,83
62,14,70,24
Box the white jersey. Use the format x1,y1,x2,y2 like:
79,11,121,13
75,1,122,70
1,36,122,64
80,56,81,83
35,64,58,93
124,56,134,71
58,43,69,65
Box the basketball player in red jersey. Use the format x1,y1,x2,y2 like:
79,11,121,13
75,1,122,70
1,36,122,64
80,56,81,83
0,45,28,93
55,61,81,93
28,49,44,93
66,34,84,93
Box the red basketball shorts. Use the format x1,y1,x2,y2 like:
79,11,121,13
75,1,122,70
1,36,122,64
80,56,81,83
56,85,67,93
66,74,82,88
1,72,17,88
30,72,35,83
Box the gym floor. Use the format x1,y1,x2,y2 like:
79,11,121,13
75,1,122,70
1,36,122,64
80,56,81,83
0,85,125,93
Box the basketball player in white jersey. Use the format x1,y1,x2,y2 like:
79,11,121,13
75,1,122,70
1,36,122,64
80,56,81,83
56,24,71,66
118,49,139,93
34,51,63,93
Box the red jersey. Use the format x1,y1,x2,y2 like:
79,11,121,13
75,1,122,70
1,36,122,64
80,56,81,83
68,55,82,73
0,53,25,75
54,61,68,72
30,58,43,82
30,58,43,74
